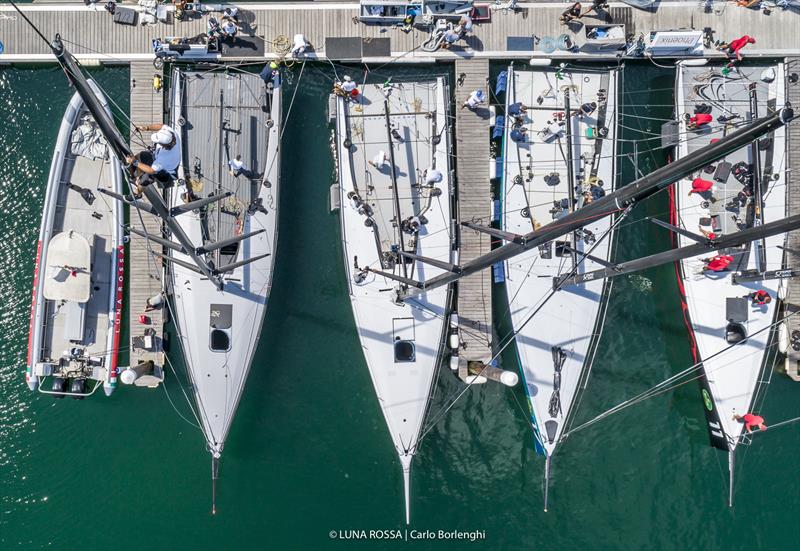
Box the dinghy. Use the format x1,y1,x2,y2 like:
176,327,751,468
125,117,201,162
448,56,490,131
334,78,454,523
672,62,787,504
166,67,281,475
501,65,619,509
26,83,124,398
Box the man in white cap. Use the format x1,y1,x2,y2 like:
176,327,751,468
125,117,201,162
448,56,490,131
341,75,357,94
461,89,486,110
126,123,181,194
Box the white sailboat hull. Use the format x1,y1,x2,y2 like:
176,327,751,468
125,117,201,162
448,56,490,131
168,69,281,455
673,63,786,452
503,67,619,457
335,78,454,518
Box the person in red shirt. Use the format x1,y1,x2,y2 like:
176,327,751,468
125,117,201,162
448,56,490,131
687,113,713,130
689,177,714,195
703,254,734,272
699,227,719,240
749,289,771,305
734,413,766,433
727,36,755,61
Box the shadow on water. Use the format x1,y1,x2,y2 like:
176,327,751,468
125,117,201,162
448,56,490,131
0,61,797,551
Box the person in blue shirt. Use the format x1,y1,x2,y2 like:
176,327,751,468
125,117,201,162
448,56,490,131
510,125,528,143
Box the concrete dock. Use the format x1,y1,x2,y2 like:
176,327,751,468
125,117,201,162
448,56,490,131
0,2,798,63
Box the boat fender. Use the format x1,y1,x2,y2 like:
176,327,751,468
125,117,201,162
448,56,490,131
449,355,459,372
152,74,162,92
500,371,519,387
449,332,459,350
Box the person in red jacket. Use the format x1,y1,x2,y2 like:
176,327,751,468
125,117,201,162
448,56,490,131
688,177,714,195
702,254,734,272
727,36,755,61
749,289,772,305
687,113,713,130
734,412,766,433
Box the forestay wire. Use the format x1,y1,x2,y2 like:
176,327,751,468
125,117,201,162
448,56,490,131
562,310,800,440
416,206,632,447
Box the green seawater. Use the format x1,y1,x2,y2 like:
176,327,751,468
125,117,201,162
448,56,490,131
0,62,798,551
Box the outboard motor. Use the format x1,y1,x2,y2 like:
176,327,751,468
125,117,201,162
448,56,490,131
69,378,85,400
51,377,67,399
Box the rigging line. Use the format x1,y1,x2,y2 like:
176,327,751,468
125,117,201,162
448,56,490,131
162,376,201,429
738,416,800,437
563,312,799,439
492,206,630,367
419,206,628,444
279,58,305,142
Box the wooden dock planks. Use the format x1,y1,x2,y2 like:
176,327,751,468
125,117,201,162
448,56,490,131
0,3,796,61
127,61,165,378
454,59,493,372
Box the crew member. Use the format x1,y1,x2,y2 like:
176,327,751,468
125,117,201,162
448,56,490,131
461,89,486,110
688,177,714,195
734,412,767,433
368,150,389,170
702,254,734,272
687,113,713,130
126,124,181,194
291,34,310,56
749,289,772,305
424,166,443,185
727,35,756,61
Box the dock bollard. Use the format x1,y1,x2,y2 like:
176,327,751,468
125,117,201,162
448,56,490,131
120,361,154,385
467,362,518,387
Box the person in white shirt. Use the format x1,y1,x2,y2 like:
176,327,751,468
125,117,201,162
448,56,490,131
341,75,357,93
221,18,238,37
291,34,310,56
368,150,389,170
229,154,245,177
126,123,181,194
461,89,486,110
424,167,443,185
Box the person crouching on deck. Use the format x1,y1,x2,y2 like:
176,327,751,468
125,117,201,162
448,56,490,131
126,124,181,196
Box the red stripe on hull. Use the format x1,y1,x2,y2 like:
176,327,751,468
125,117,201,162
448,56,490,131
110,244,124,381
26,240,43,370
668,168,698,364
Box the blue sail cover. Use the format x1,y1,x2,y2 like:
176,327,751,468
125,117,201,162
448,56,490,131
495,70,508,96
